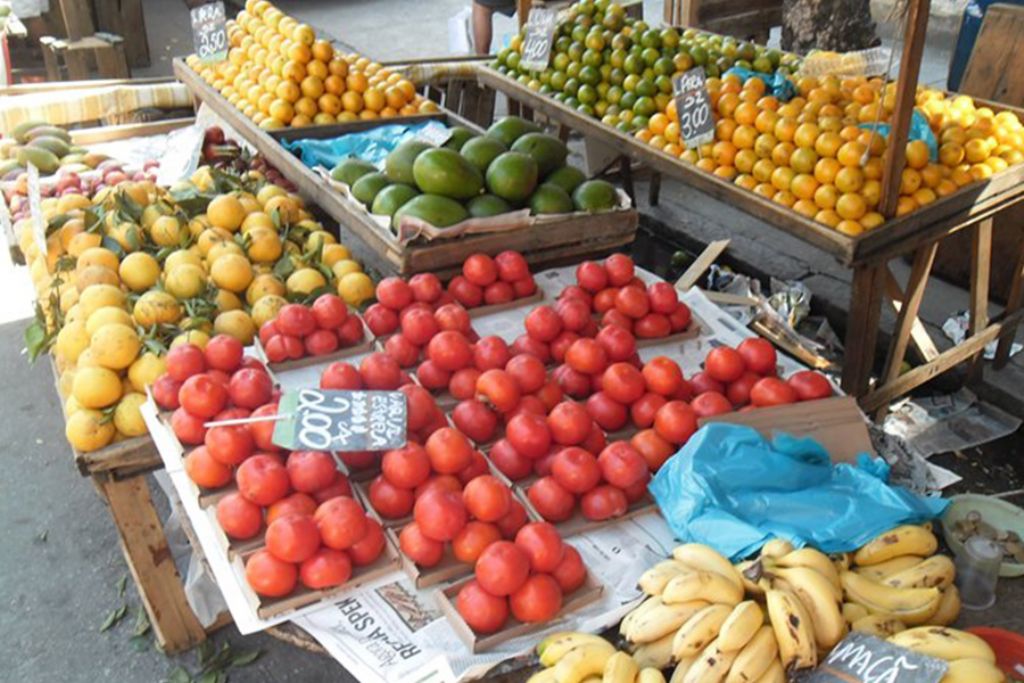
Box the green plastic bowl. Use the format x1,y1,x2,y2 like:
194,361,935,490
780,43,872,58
941,493,1024,578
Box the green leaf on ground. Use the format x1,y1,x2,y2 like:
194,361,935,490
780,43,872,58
230,650,261,668
99,604,128,632
132,606,150,637
166,666,191,683
117,574,128,597
36,530,47,542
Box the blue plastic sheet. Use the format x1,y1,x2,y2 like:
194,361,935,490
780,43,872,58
724,67,797,102
282,120,450,170
859,110,939,162
648,423,949,561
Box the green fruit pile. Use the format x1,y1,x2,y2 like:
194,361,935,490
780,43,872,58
329,116,621,231
491,0,799,133
0,120,97,179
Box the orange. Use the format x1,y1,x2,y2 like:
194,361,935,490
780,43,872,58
664,122,680,143
773,190,797,207
905,140,930,169
312,39,333,63
288,42,312,65
363,88,386,112
896,196,919,216
307,60,329,81
835,166,865,193
814,184,838,210
771,141,795,167
794,123,820,149
985,155,1009,173
716,119,738,143
648,113,669,136
815,209,841,228
836,141,867,167
291,114,312,128
836,193,867,220
269,99,294,124
324,74,345,96
920,164,943,188
752,159,776,184
861,179,881,207
341,90,363,113
282,60,306,83
861,212,885,229
318,93,341,116
836,220,864,236
839,125,862,142
735,149,758,174
713,166,738,181
790,147,819,174
793,199,818,217
791,174,819,200
634,129,654,144
852,84,876,104
899,168,922,195
936,179,958,197
300,75,324,99
696,157,717,173
328,58,350,79
757,96,780,112
734,102,759,126
346,72,368,93
814,131,843,158
712,141,738,167
862,157,884,180
717,92,740,118
732,125,757,150
275,80,301,103
295,96,317,118
951,165,974,186
293,24,315,46
774,117,798,143
913,187,937,206
771,166,795,192
663,143,683,157
753,182,776,198
396,79,416,101
735,174,758,191
754,133,778,159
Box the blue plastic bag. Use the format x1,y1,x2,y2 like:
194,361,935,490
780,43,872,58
648,423,949,561
859,110,939,162
724,67,797,102
282,121,449,171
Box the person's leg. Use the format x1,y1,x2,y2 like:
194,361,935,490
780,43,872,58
472,1,494,56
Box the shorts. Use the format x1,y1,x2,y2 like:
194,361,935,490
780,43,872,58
475,0,516,16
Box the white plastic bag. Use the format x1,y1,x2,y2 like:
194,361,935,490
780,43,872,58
448,6,473,55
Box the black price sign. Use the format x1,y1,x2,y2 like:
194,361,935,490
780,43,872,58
672,67,715,149
801,632,947,683
272,389,407,452
190,1,228,64
519,8,557,72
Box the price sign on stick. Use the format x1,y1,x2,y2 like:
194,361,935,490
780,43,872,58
519,8,558,72
803,632,947,683
190,1,228,64
26,163,46,257
672,67,715,149
272,389,407,452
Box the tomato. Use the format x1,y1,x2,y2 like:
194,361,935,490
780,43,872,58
494,250,529,282
475,540,530,596
555,298,591,333
510,334,551,363
601,362,646,405
553,364,592,399
262,335,288,363
691,391,733,418
178,374,228,418
476,369,521,413
172,407,207,445
496,498,528,539
366,475,413,519
551,447,602,494
299,548,352,590
463,475,512,522
236,454,290,505
363,303,400,336
483,281,515,305
400,385,436,432
376,276,414,311
313,476,353,505
425,330,472,372
734,337,776,375
750,377,798,406
510,395,548,420
635,313,672,338
527,477,575,522
399,307,439,347
384,333,420,368
705,346,747,383
615,286,650,319
337,316,365,346
547,401,593,446
228,367,273,409
690,370,725,396
593,287,619,314
552,545,587,593
360,352,403,390
488,438,532,480
724,371,760,407
317,364,360,393
451,399,497,444
448,275,484,308
413,488,468,542
513,275,537,298
586,392,628,432
456,580,509,634
204,335,243,372
409,272,443,303
216,492,263,539
380,443,430,489
604,254,635,287
266,514,321,563
581,485,628,521
167,344,207,381
631,429,675,471
463,253,498,286
531,382,562,414
348,518,386,566
598,441,648,487
308,293,347,329
669,303,693,332
459,449,490,486
399,522,444,567
339,450,377,472
595,324,636,362
533,451,556,477
245,549,297,597
267,492,318,526
787,370,833,401
510,573,562,623
452,521,502,564
416,360,451,390
503,354,545,395
525,305,563,343
559,284,593,307
414,474,463,500
654,400,698,445
630,392,667,429
514,521,564,572
152,374,182,410
549,330,579,364
645,281,678,314
425,427,474,474
276,303,317,337
601,308,634,332
429,305,467,337
258,321,279,347
564,338,608,376
205,425,254,466
315,496,368,550
471,336,509,373
286,450,338,493
575,260,609,292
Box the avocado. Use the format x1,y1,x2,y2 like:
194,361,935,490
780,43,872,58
351,172,391,206
28,136,71,158
412,148,483,200
460,136,507,173
572,179,619,212
25,125,72,144
0,160,23,178
542,166,587,195
16,147,60,174
384,139,431,185
485,151,538,203
528,184,574,215
393,194,469,230
467,193,513,218
485,116,542,147
11,120,50,144
511,133,569,176
443,126,477,151
331,158,377,186
371,183,419,218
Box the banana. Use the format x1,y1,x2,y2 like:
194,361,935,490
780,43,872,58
734,560,766,597
765,588,817,671
681,638,738,683
852,554,925,581
841,602,870,625
639,560,690,596
673,544,745,593
839,571,941,625
883,554,955,590
538,632,614,668
671,604,734,659
724,626,779,683
774,547,840,592
771,563,842,602
639,668,668,683
663,570,744,606
621,597,663,638
603,651,640,683
832,552,852,571
624,599,710,644
888,627,997,663
581,677,602,683
717,601,765,652
931,585,961,626
851,614,906,638
553,642,616,683
668,657,695,683
527,669,558,683
854,525,938,566
760,539,795,559
752,660,786,683
941,657,1006,683
771,566,846,649
631,631,676,670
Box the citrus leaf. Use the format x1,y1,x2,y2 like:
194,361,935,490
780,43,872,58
99,604,127,632
23,319,47,363
166,666,191,683
230,650,261,668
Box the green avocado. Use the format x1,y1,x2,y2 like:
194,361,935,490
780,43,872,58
392,194,469,230
16,147,60,174
572,179,619,212
371,183,419,218
384,139,432,185
485,115,542,147
460,136,507,173
331,158,377,186
351,172,391,206
485,151,538,203
467,193,513,218
542,165,587,195
511,132,569,176
411,147,483,200
443,126,477,151
528,184,574,215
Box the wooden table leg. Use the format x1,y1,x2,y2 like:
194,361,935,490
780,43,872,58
994,229,1024,368
618,156,635,206
98,474,207,654
968,218,993,377
883,266,939,363
842,263,886,397
649,172,662,207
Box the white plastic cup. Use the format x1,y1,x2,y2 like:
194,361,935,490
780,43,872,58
955,536,1001,610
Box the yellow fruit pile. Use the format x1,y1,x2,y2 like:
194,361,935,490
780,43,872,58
184,0,438,130
638,73,1024,235
20,166,371,453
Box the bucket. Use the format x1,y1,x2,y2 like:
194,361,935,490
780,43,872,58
968,627,1024,678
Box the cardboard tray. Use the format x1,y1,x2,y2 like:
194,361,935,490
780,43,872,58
513,481,658,538
251,314,375,374
384,527,476,590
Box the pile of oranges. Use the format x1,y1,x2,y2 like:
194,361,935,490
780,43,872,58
637,73,1024,235
184,0,438,130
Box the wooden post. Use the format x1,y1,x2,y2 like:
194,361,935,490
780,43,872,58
841,264,886,396
518,0,531,27
994,233,1024,368
878,0,932,217
968,218,993,375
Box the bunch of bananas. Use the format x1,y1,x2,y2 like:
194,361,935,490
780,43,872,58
889,627,1003,683
529,632,668,683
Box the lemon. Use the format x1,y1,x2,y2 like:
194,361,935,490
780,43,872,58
215,289,243,313
211,253,254,293
72,366,123,409
214,310,257,344
164,264,208,299
65,409,116,452
171,329,210,349
257,184,287,206
331,259,362,279
77,246,120,273
251,294,287,327
164,248,204,272
246,273,286,305
150,215,183,247
119,252,160,291
196,227,233,256
64,395,82,417
133,291,182,326
140,204,167,230
75,264,119,291
286,267,327,295
90,324,142,370
207,240,244,264
55,319,90,364
78,284,126,319
113,393,149,437
241,211,274,234
67,231,102,258
188,215,211,238
108,222,143,253
338,271,374,306
128,352,166,392
75,347,101,368
321,243,352,268
58,368,76,398
86,307,133,337
305,230,336,252
207,193,248,231
246,228,283,263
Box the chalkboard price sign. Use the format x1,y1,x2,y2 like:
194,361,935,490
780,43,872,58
272,389,407,453
672,67,715,149
190,1,228,64
519,9,558,72
801,632,947,683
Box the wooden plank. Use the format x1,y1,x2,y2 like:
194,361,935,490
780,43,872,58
70,117,193,144
883,266,939,363
968,218,993,376
57,0,95,40
675,239,730,291
959,4,1024,107
40,38,62,81
93,40,130,79
99,475,207,654
841,264,886,396
994,232,1024,368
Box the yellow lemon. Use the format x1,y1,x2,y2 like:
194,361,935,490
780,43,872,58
172,329,211,349
77,246,120,273
338,271,374,306
246,228,283,263
90,324,142,370
54,319,90,364
86,307,133,337
113,393,148,437
286,267,327,295
211,253,254,292
321,243,351,268
128,352,166,392
108,222,143,252
251,294,287,327
241,211,275,234
246,273,287,304
64,394,82,417
256,183,288,206
215,289,243,313
150,215,184,247
207,193,248,231
72,366,123,408
164,249,204,272
65,409,116,452
67,231,102,258
78,284,126,319
305,230,337,252
214,310,257,344
133,291,182,326
118,252,160,292
75,265,119,291
207,240,245,264
197,227,234,256
164,264,209,299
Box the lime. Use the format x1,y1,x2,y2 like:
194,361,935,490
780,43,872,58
565,96,580,109
568,42,585,62
577,83,597,105
585,31,605,51
606,85,623,104
566,61,581,78
571,25,588,43
506,52,521,70
635,78,657,97
622,74,639,92
610,48,627,69
641,47,660,66
655,74,673,94
609,67,626,85
553,52,570,71
563,77,580,96
661,28,680,49
623,53,643,75
619,91,637,110
632,114,650,130
579,65,601,85
690,46,708,66
577,103,595,117
550,71,567,90
596,81,610,98
633,96,656,117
